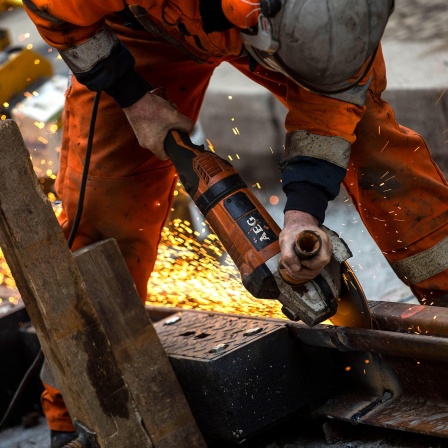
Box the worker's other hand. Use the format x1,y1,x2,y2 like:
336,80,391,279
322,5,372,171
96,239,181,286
123,90,194,160
279,210,333,284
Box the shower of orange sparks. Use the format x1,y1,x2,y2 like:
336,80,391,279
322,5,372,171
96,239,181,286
0,196,286,319
146,215,285,318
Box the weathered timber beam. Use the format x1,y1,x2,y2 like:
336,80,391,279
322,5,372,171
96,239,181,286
74,239,205,447
0,120,205,447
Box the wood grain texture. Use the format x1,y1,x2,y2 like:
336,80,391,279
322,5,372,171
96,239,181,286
75,239,206,447
0,120,205,448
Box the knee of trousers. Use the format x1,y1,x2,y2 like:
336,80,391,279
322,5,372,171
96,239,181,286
58,165,177,299
386,224,448,305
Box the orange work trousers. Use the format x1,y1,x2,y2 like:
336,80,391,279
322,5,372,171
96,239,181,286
43,20,448,431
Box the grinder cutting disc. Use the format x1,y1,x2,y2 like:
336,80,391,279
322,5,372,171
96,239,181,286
329,261,372,329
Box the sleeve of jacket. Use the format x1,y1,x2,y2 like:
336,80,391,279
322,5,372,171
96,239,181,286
281,68,374,224
22,0,152,107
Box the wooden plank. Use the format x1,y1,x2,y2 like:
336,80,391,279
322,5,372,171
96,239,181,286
75,240,206,447
0,120,154,447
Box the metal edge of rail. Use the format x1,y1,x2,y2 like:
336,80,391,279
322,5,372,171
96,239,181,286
146,301,448,440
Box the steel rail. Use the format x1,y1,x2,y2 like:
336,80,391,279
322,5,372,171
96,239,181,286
147,300,448,439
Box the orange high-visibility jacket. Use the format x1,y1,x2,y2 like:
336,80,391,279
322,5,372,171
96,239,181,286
23,0,371,223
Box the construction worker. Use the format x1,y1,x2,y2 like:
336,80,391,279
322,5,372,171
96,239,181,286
22,0,448,446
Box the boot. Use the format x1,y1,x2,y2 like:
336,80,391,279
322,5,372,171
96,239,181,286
50,430,77,448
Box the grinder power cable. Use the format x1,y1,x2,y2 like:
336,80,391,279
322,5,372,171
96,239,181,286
164,129,372,328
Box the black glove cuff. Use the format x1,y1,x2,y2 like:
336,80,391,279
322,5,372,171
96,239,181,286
283,182,329,224
105,69,152,108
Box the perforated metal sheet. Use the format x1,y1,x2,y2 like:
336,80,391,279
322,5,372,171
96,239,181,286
155,311,284,360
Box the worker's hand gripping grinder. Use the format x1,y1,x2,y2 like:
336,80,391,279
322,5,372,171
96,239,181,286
165,130,370,327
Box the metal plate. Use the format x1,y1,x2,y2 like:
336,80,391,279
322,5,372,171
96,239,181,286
155,312,335,443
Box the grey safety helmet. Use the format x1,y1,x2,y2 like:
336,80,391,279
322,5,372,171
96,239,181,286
241,0,395,93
